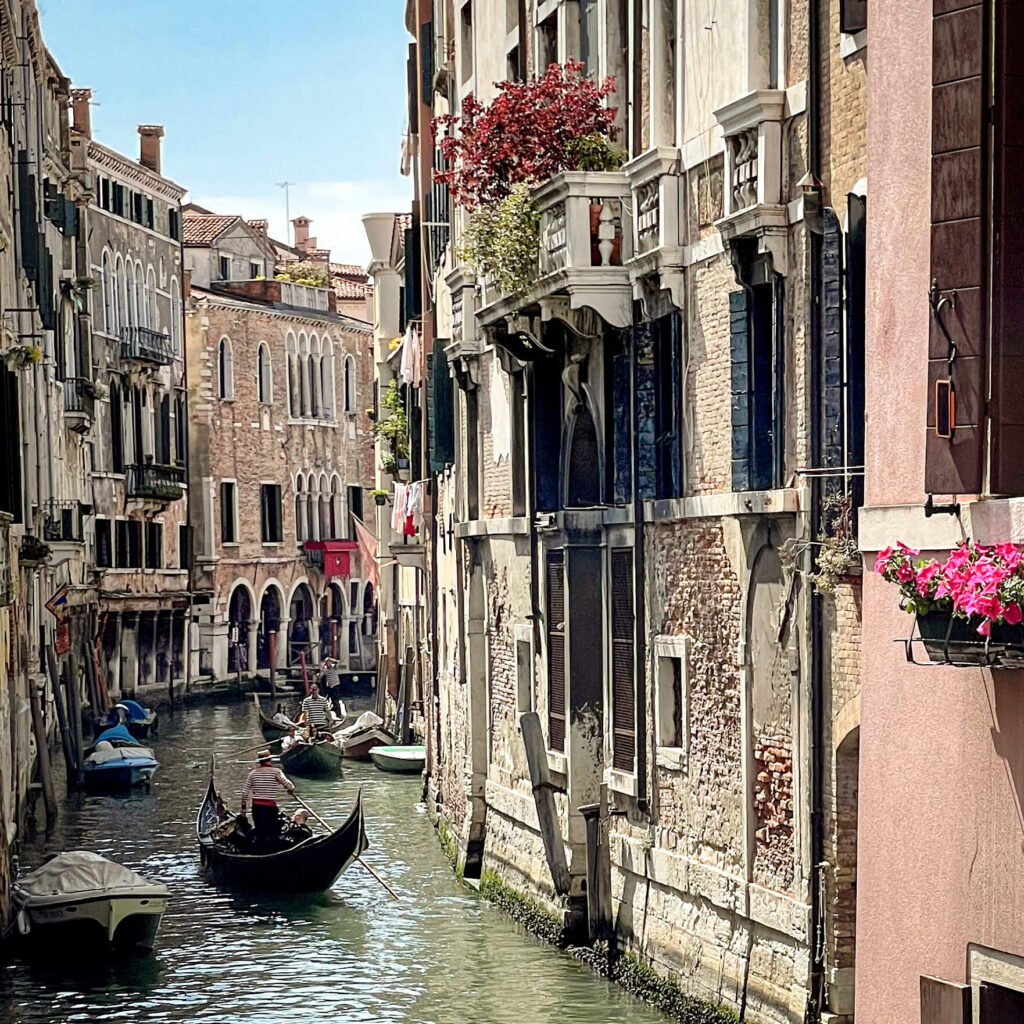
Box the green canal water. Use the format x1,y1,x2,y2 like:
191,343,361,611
0,698,671,1024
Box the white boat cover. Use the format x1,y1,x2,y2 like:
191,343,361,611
86,743,156,764
338,710,384,739
16,851,168,898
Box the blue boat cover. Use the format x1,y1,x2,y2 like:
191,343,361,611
94,724,137,746
116,699,148,722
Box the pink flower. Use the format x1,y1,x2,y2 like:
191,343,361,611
875,546,894,575
1004,602,1023,626
977,619,992,636
916,561,941,596
897,542,921,556
896,563,914,583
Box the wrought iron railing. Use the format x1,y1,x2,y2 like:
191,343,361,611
126,462,185,501
63,377,95,427
120,325,174,365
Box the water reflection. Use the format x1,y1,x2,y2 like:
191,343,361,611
0,699,669,1024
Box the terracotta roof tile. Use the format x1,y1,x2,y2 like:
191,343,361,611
182,213,237,246
335,278,370,299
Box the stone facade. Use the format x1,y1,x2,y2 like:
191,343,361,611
184,212,375,684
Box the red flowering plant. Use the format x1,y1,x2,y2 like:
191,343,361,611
432,61,620,211
877,540,1024,636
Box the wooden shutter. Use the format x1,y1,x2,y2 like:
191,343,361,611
634,319,656,500
0,367,21,521
846,194,867,474
420,22,434,104
546,549,566,752
428,338,455,472
926,0,987,494
531,355,563,512
978,982,1024,1022
920,976,970,1024
841,0,867,33
730,289,752,491
610,548,635,771
988,0,1024,493
612,334,632,504
823,208,845,474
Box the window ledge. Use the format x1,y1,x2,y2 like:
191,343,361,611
840,29,867,59
546,749,567,778
605,767,638,798
655,747,687,771
455,516,530,539
645,487,802,522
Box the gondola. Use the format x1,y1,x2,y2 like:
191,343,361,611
280,736,343,777
196,778,366,892
253,694,291,743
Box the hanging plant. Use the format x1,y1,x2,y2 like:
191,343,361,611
433,60,619,211
372,378,409,467
459,184,540,295
808,492,860,595
3,344,43,370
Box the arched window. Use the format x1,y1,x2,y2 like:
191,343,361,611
257,343,272,404
295,473,305,541
298,333,311,418
109,381,124,472
343,354,355,414
321,338,335,418
309,336,321,419
330,475,342,539
101,251,113,333
318,473,330,540
115,255,127,331
133,261,144,327
218,336,234,399
169,277,181,353
306,475,316,540
145,266,157,329
286,333,299,417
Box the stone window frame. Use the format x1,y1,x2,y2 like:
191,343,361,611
968,945,1024,1023
218,335,234,401
219,478,239,547
169,276,181,354
653,633,688,770
514,622,534,715
257,341,273,405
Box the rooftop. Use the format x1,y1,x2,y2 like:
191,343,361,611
181,212,238,246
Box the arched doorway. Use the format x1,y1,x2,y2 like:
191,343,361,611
227,585,252,673
258,585,282,669
565,401,600,507
288,583,315,667
362,582,377,638
320,582,345,662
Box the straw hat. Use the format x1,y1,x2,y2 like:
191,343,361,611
257,750,272,762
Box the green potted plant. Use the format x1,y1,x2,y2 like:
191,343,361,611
371,488,389,506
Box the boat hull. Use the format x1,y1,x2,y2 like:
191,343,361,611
16,893,168,950
83,760,158,790
197,780,366,892
126,711,158,740
340,728,392,761
280,740,343,777
369,745,426,774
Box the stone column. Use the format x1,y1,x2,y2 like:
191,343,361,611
247,620,259,674
275,619,290,671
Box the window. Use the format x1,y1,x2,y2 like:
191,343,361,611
156,393,171,464
110,382,124,472
531,353,562,512
218,336,233,399
95,518,112,568
145,198,154,230
250,261,260,279
516,633,533,713
460,2,474,83
174,394,186,463
99,177,110,211
840,0,866,34
112,182,123,217
101,251,113,333
257,343,272,404
132,192,143,223
538,13,557,70
260,483,282,543
168,208,179,240
654,636,688,761
610,548,636,772
546,549,565,752
295,474,306,542
579,0,598,79
170,277,181,353
220,481,237,543
0,367,20,521
145,521,163,569
321,339,335,418
116,520,142,568
653,313,683,499
343,354,355,413
219,255,230,280
730,280,784,492
178,524,190,569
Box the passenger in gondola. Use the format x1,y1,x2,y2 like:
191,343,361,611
280,727,298,752
272,703,297,728
281,808,314,845
240,751,296,850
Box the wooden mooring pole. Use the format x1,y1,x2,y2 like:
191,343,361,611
28,682,57,825
45,644,76,788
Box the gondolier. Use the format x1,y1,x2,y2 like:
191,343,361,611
241,751,296,849
300,684,334,731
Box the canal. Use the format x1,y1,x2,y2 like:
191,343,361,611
0,698,671,1024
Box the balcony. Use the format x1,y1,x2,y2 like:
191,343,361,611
213,278,336,313
713,89,789,276
302,539,358,579
477,170,634,331
42,499,85,544
63,376,95,433
624,146,686,311
120,325,174,365
126,462,185,503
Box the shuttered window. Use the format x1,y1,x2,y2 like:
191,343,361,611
610,548,635,772
926,0,988,493
0,366,21,520
427,338,455,472
546,549,566,752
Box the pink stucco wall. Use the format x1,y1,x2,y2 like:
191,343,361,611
859,1,1024,1021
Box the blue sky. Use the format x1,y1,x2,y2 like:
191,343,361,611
39,0,411,264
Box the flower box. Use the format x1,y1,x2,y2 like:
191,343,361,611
916,609,1024,667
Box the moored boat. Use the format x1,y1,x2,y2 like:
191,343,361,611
337,711,394,761
12,851,170,951
369,744,426,774
97,699,158,740
196,779,366,892
83,725,158,789
280,736,343,777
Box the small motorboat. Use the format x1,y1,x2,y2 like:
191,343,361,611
337,711,394,761
97,699,158,740
12,851,169,951
369,744,426,774
83,726,158,789
197,779,366,892
280,734,343,777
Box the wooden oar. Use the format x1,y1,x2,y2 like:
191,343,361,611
291,793,401,901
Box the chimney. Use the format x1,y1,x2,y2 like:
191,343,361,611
71,88,91,138
183,268,192,297
292,215,312,251
248,218,268,236
138,125,164,174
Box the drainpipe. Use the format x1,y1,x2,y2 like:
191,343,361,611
806,0,826,1019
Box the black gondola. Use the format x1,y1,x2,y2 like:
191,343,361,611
253,694,291,743
196,779,366,892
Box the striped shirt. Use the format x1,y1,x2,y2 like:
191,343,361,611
242,764,295,807
301,693,333,729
